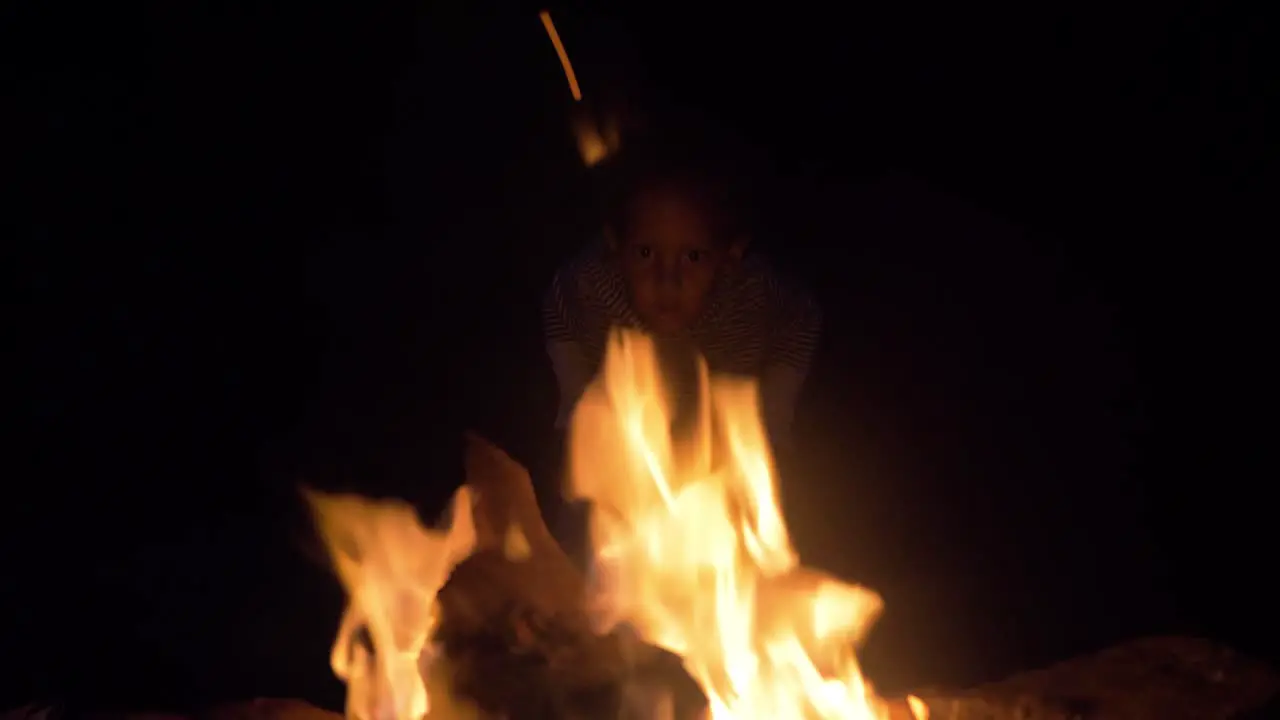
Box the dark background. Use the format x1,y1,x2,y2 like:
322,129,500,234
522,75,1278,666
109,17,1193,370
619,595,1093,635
8,0,1275,713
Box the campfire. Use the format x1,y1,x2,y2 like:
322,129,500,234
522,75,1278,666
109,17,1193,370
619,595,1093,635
306,328,927,720
297,328,1280,720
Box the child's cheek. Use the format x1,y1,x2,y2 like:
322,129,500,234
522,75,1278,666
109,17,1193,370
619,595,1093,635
687,267,718,303
628,275,658,311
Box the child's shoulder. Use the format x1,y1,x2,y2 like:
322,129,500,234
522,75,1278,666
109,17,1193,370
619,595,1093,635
553,235,610,276
547,237,630,327
726,250,818,311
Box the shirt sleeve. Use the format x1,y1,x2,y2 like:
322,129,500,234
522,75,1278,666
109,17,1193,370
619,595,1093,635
767,279,823,374
760,278,823,449
542,268,594,429
542,267,580,344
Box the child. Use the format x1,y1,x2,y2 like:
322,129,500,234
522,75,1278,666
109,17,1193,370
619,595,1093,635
542,137,822,454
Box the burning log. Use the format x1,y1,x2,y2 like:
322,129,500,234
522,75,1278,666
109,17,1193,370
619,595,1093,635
437,434,594,639
303,431,693,719
430,434,639,717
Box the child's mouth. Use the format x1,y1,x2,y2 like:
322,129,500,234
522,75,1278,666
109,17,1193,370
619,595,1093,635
649,310,685,332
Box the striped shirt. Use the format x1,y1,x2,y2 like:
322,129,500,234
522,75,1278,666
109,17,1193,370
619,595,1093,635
542,238,821,445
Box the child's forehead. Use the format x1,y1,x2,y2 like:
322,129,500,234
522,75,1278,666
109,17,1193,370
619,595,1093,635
626,191,716,236
630,184,705,214
629,174,726,221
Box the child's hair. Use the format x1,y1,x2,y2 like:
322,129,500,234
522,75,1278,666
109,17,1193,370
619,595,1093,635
595,121,747,245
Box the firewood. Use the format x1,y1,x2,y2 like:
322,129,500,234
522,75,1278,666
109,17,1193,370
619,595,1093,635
440,433,591,634
434,434,635,712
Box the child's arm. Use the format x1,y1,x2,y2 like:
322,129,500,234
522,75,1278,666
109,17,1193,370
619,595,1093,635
540,267,597,562
760,280,823,451
542,269,594,430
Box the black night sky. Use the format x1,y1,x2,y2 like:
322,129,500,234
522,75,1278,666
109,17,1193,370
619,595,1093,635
8,1,1276,713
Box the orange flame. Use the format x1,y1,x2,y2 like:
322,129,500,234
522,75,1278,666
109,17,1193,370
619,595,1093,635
307,488,477,720
567,329,928,719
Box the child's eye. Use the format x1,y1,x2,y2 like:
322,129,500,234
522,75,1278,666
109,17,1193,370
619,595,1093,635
636,245,653,259
686,250,704,263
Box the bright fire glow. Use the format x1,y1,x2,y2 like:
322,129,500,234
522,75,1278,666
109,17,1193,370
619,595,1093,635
306,488,477,720
567,328,927,720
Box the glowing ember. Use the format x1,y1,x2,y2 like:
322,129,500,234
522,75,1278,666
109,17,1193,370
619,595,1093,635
567,329,927,719
306,488,477,720
571,108,622,168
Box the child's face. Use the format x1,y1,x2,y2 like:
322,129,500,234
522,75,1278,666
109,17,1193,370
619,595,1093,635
617,189,731,335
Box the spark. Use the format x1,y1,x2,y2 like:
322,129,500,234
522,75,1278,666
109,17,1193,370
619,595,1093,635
539,10,582,101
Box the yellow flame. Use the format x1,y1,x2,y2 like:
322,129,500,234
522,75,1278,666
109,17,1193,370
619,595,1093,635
567,329,927,719
307,487,478,720
539,10,581,101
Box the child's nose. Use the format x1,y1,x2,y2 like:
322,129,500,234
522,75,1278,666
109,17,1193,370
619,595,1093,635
656,261,684,289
